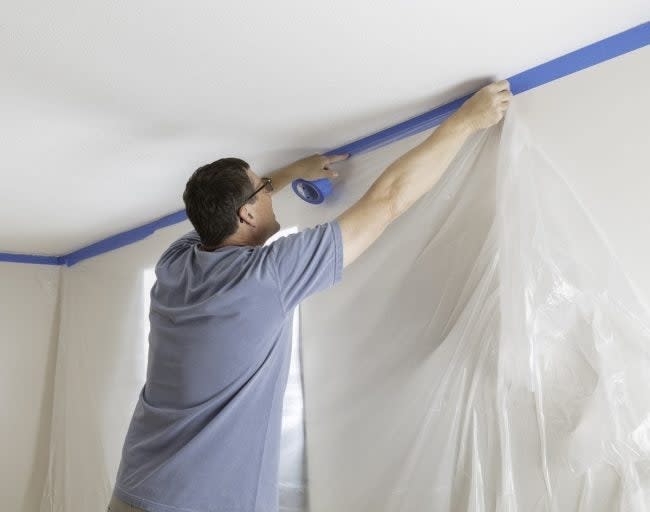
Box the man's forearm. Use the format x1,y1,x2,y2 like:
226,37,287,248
366,115,474,219
363,81,511,221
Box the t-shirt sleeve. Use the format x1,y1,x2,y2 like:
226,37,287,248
157,229,201,267
267,221,344,313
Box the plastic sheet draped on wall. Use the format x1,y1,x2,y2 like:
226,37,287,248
292,109,650,512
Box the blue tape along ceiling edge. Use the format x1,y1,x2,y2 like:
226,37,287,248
0,210,188,266
1,22,647,266
322,22,649,158
0,253,63,265
62,210,188,266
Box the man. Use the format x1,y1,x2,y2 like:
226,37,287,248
108,80,512,512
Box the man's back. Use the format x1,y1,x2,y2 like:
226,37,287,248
113,222,343,512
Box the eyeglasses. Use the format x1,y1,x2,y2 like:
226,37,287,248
238,177,274,211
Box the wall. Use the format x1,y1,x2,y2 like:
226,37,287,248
0,264,61,512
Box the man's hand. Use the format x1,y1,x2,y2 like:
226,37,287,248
266,153,350,195
286,153,350,181
452,80,513,134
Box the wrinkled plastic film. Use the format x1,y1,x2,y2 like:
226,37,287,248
294,108,650,511
495,111,650,511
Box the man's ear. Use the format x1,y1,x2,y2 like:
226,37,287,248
238,205,255,225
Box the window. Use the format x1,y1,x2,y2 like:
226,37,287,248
267,227,308,511
142,267,156,376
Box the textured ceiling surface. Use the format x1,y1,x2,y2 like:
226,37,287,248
2,1,648,254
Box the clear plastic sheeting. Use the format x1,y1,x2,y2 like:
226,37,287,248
294,109,650,511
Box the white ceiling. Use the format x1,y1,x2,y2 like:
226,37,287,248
2,1,648,255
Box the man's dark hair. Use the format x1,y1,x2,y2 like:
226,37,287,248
183,157,256,247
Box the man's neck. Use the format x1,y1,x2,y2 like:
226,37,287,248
200,236,253,252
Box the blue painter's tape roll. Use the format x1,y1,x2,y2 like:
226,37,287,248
292,178,333,204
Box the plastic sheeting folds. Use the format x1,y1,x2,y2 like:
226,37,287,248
296,109,650,511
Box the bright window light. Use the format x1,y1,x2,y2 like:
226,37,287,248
143,267,156,375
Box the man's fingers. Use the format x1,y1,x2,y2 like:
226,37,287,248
489,80,511,92
325,153,350,165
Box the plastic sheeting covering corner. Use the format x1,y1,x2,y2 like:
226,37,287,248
296,107,650,512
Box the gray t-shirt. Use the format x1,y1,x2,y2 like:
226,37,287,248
114,221,343,512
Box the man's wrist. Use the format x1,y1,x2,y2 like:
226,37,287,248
444,113,475,138
265,166,296,194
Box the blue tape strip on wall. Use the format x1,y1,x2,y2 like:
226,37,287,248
0,253,63,266
62,210,188,266
1,22,647,266
293,22,650,202
324,22,649,158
